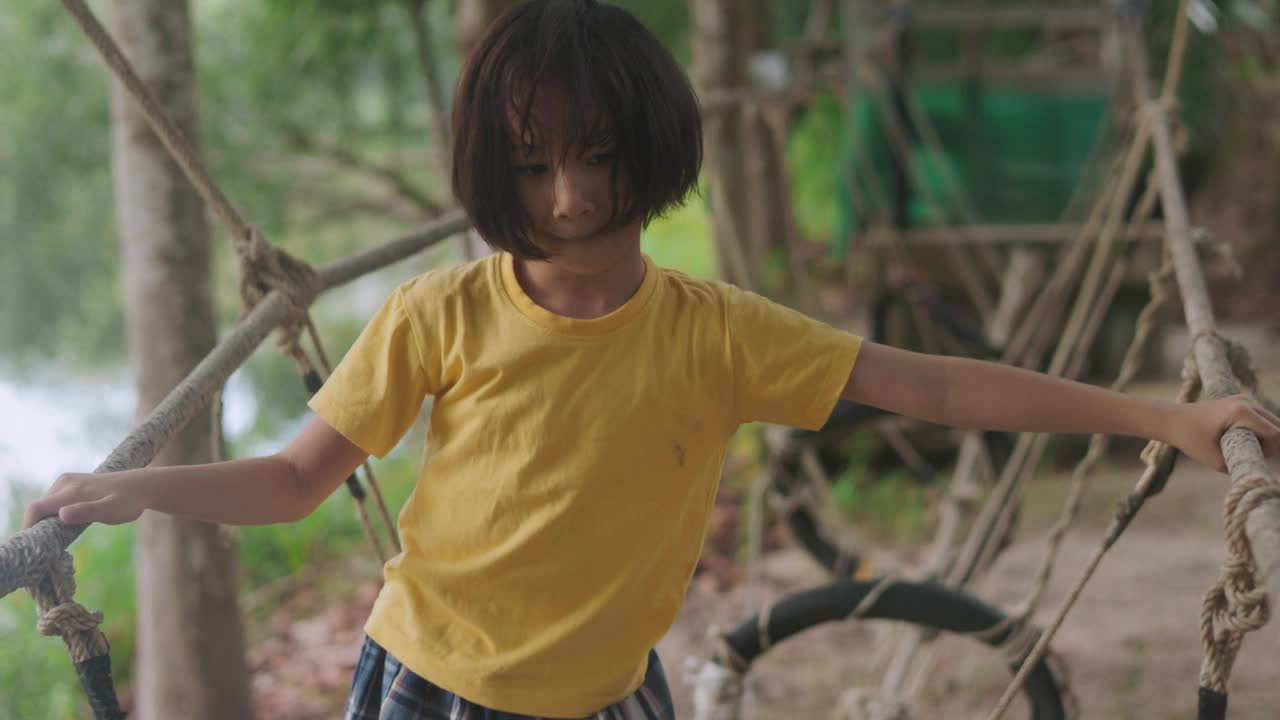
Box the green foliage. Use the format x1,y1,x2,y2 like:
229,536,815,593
786,93,850,249
0,0,457,373
0,3,121,370
640,192,714,278
610,0,691,65
828,432,930,541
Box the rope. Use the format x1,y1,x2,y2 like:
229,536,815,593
61,0,250,253
1200,477,1280,692
0,4,465,716
875,91,1157,706
983,335,1265,719
1190,331,1279,694
30,551,109,663
1013,259,1174,615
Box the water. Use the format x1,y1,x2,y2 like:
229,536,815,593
0,369,260,531
0,266,421,532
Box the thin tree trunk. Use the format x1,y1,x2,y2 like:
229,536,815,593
108,1,253,717
691,0,755,289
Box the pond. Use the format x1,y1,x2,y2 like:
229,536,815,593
0,369,261,532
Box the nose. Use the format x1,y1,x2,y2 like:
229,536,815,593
552,164,596,220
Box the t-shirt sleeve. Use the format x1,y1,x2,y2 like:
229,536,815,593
308,287,434,458
726,286,862,429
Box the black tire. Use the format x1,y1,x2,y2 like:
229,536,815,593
717,578,1068,720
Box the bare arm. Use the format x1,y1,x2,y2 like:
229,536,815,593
841,341,1280,472
22,416,367,529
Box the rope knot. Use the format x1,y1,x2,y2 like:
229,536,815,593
1199,477,1280,691
37,601,104,637
236,225,322,362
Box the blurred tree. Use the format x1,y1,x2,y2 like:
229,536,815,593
0,2,121,369
107,1,253,716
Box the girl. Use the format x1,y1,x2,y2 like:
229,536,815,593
24,1,1280,718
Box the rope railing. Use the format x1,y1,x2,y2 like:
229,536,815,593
0,209,466,718
0,210,466,599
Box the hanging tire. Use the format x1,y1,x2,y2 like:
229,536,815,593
710,578,1068,720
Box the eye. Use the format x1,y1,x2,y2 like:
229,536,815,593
586,151,615,166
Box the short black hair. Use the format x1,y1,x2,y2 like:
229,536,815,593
451,0,703,259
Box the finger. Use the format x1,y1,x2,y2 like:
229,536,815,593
23,495,63,530
58,498,115,526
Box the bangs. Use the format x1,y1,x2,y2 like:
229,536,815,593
503,56,618,158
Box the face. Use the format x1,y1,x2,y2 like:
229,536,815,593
508,88,640,270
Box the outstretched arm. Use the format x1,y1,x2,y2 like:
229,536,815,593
841,341,1280,472
22,416,366,529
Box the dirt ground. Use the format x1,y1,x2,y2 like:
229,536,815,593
249,346,1280,720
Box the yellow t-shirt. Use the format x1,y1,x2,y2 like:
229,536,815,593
309,252,861,717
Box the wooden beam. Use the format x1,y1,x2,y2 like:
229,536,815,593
906,5,1110,30
860,222,1202,247
912,64,1108,93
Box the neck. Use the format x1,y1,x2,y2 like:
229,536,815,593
513,237,647,320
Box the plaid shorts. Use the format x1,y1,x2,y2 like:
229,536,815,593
345,635,676,720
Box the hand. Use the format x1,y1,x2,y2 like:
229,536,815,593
1168,394,1280,473
22,472,147,529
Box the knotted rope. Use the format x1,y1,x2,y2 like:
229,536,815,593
986,330,1277,720
235,226,322,362
68,0,406,569
1193,334,1280,695
0,5,419,718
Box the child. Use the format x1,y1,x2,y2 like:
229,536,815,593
24,1,1280,718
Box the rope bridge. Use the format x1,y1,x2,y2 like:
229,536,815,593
0,2,1277,720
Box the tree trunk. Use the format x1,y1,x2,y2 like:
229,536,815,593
108,1,254,717
691,0,754,289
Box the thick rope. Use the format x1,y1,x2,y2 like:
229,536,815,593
1192,333,1280,693
1122,6,1280,709
61,0,250,253
4,10,466,717
0,214,465,602
1200,476,1280,692
30,551,109,663
1,214,467,720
